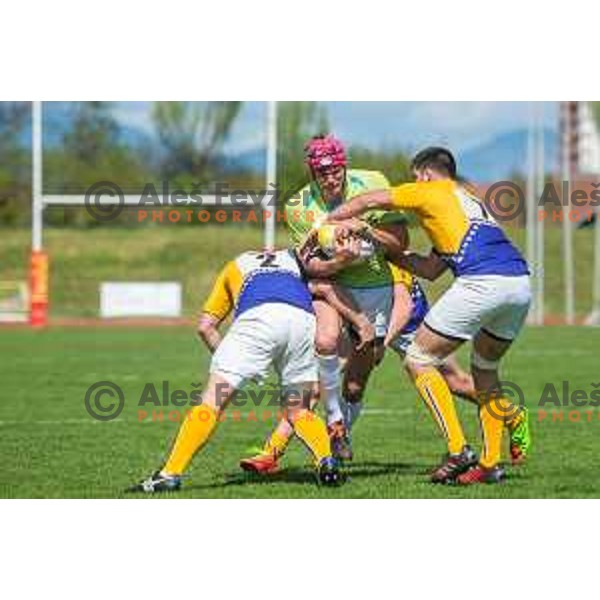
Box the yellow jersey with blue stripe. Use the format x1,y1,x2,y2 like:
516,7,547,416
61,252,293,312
202,250,314,321
390,180,529,277
389,262,429,334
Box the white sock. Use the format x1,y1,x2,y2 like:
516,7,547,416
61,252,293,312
317,354,344,426
344,401,363,430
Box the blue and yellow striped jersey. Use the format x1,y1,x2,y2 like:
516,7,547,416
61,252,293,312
202,250,313,321
390,180,529,277
389,262,429,334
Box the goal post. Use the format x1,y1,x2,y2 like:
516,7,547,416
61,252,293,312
28,101,278,327
585,209,600,325
29,101,597,326
30,101,47,327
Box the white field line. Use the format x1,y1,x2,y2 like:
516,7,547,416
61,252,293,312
1,405,597,427
0,408,416,427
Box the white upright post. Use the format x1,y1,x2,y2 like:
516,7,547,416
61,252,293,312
582,101,600,325
562,103,575,325
32,101,43,252
30,101,49,327
535,104,545,325
526,103,537,323
264,101,278,250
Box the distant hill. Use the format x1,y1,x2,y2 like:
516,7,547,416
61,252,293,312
460,128,557,182
223,129,559,182
21,106,559,183
221,149,265,173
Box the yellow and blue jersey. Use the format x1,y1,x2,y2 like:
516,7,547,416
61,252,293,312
390,180,529,278
202,250,314,321
389,262,429,335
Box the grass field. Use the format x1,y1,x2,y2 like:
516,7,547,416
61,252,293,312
1,324,598,498
1,223,597,318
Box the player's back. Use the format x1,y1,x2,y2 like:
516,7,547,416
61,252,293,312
232,250,314,318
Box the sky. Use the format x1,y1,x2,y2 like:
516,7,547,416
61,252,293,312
108,101,559,156
36,101,560,180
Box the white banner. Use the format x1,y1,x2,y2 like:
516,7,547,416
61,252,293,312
100,282,182,318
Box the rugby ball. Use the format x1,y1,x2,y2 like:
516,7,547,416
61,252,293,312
316,223,375,260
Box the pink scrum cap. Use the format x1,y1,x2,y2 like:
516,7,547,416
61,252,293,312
304,134,347,170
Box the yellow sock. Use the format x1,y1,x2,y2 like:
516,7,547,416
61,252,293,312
163,404,218,475
263,425,292,457
476,389,519,424
414,369,466,454
479,395,512,468
292,409,331,463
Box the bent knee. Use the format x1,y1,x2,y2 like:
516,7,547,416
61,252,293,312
404,341,444,373
470,350,501,372
344,380,366,404
315,328,339,354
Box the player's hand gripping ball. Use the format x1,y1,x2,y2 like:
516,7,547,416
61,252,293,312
316,223,375,260
317,223,339,257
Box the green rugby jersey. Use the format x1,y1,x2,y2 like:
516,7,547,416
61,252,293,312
285,169,405,288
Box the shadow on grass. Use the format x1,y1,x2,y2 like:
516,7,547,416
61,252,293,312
185,467,315,491
184,459,426,492
345,460,429,479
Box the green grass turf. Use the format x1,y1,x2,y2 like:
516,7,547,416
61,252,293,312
1,224,597,318
1,325,598,498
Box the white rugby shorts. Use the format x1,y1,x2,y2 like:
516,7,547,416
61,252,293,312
424,275,531,342
210,303,318,388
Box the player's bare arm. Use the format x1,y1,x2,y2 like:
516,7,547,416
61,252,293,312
299,231,375,347
394,250,448,281
384,283,414,348
196,312,224,354
368,221,409,261
302,236,362,278
310,279,375,351
325,189,394,222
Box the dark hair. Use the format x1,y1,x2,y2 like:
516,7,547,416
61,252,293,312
410,147,457,179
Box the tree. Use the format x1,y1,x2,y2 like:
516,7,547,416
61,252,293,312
591,102,600,129
0,102,30,225
49,101,142,193
276,102,329,198
45,102,151,226
152,101,242,181
0,102,29,150
62,101,120,165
